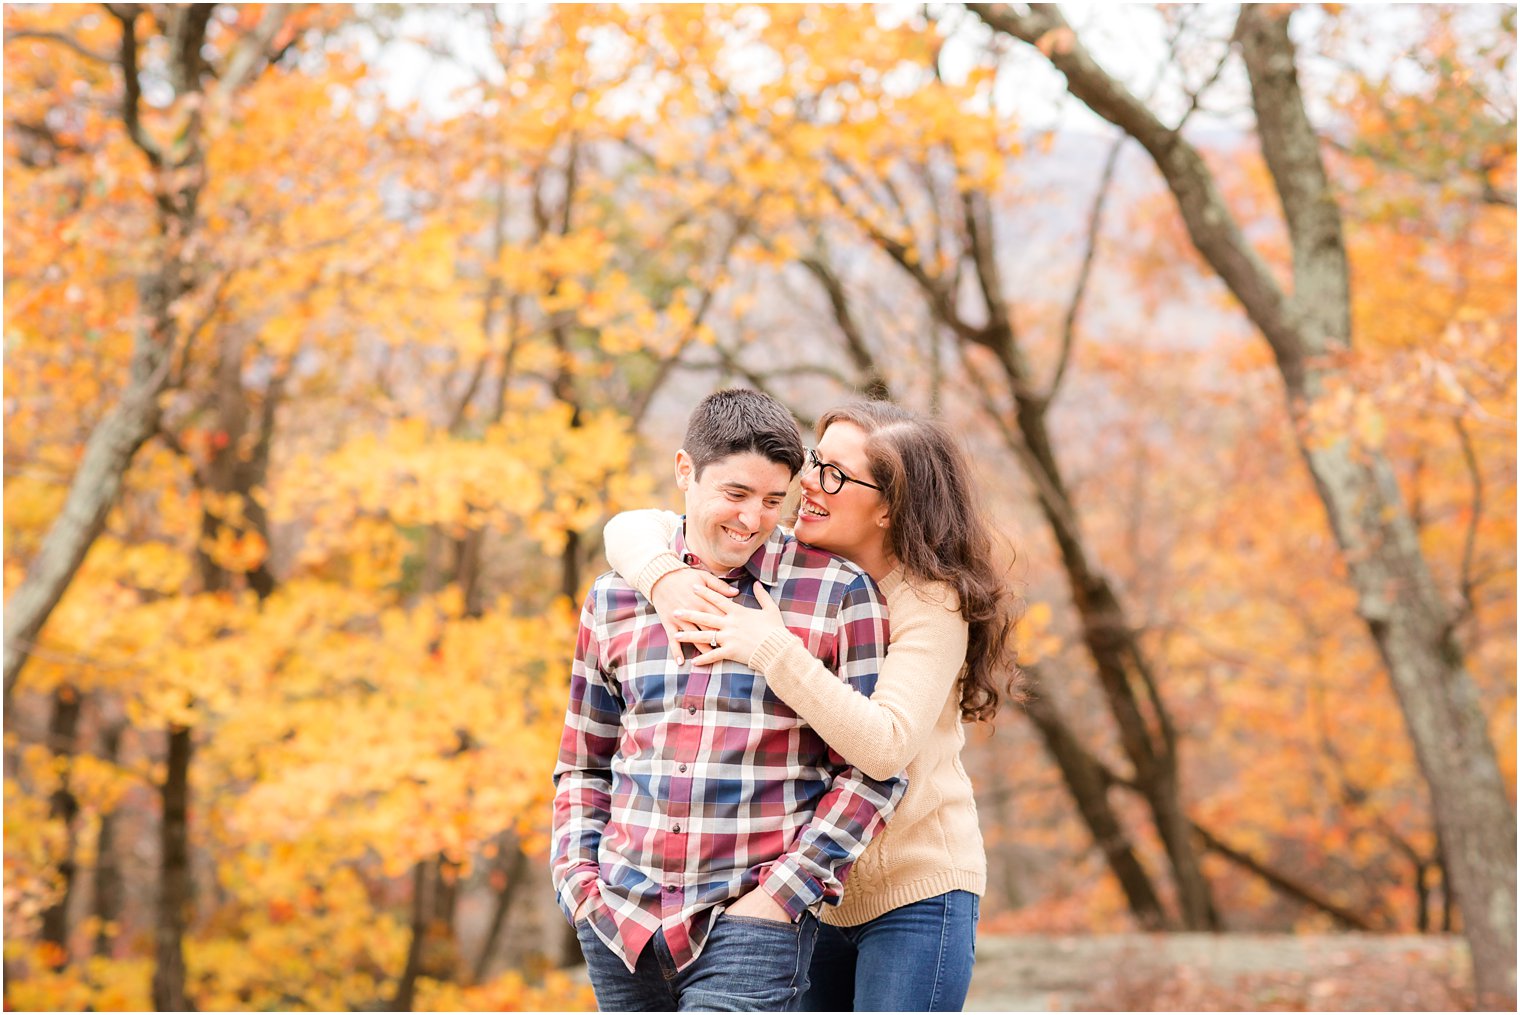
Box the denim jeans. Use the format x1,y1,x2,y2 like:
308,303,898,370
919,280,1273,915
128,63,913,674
802,890,980,1012
576,911,820,1012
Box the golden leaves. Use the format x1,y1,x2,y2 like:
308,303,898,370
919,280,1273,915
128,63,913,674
1015,601,1063,665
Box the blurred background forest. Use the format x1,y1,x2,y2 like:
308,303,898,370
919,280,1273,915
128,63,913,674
3,3,1515,1011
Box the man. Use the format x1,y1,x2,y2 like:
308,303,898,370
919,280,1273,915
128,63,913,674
551,388,904,1011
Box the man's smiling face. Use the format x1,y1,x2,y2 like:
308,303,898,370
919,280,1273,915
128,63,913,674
675,449,794,573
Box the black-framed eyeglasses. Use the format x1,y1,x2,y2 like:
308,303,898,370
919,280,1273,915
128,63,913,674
807,448,883,495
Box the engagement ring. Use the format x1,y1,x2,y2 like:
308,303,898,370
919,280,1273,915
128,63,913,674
709,632,719,648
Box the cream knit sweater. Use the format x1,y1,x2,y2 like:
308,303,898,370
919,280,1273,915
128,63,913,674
603,510,987,927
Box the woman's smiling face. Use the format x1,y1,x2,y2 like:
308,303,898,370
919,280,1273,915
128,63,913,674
794,421,891,564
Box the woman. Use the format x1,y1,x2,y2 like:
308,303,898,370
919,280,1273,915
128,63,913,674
602,399,1019,1012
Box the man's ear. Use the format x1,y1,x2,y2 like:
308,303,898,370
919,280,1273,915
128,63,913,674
674,449,695,492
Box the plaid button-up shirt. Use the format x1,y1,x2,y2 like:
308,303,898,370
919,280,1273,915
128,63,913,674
551,524,904,973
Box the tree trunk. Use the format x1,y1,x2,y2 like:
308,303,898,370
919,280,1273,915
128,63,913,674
846,133,1219,927
1021,669,1169,929
40,685,83,961
2,271,175,710
1010,391,1216,929
473,839,529,984
92,721,127,959
965,5,1516,1002
392,860,430,1011
958,186,1218,929
152,723,194,1012
1,0,227,709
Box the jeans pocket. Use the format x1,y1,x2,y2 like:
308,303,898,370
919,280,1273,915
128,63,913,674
721,913,798,931
687,913,817,1011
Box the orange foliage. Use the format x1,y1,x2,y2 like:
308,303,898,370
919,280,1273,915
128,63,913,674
2,3,1513,1010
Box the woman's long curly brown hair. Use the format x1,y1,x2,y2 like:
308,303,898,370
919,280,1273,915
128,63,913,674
818,401,1022,723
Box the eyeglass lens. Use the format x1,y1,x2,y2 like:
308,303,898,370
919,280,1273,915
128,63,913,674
809,451,845,493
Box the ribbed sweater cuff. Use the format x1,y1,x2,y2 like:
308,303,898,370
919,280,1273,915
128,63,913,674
632,552,688,600
748,627,804,675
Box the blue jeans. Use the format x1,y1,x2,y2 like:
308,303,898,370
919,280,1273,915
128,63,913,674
576,912,820,1012
802,890,980,1012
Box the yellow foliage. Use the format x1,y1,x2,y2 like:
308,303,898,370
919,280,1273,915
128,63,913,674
1015,601,1062,665
186,867,410,1011
3,943,154,1012
3,0,1511,986
3,776,65,939
417,969,595,1012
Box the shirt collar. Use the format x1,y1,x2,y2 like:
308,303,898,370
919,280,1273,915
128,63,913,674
672,518,787,587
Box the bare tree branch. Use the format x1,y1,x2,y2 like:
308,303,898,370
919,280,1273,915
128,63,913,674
217,4,292,95
1174,39,1235,134
3,28,113,64
965,3,1305,384
1191,822,1377,931
822,156,988,343
1049,134,1123,400
800,240,891,400
106,3,163,168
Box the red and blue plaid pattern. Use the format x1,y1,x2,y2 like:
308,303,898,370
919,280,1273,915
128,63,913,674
552,524,903,973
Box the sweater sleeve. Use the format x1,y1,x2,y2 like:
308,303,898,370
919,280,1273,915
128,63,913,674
748,579,968,782
602,509,684,599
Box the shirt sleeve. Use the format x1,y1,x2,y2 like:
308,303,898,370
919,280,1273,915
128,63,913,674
757,571,907,918
748,581,967,781
550,590,622,923
602,509,685,599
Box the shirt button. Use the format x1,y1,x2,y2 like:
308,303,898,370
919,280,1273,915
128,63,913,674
687,705,696,714
666,885,677,893
679,763,687,773
672,823,682,833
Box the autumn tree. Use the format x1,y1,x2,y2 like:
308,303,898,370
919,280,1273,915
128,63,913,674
965,2,1516,1004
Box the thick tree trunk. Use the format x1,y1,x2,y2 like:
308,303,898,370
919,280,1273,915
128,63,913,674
152,724,194,1012
966,5,1516,1003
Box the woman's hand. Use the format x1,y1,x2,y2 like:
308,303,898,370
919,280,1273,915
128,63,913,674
649,568,738,664
672,584,789,668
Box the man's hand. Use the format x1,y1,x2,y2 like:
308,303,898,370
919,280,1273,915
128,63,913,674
725,888,792,924
649,567,738,664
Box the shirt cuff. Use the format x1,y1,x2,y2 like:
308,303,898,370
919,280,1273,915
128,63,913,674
633,552,689,601
758,857,827,920
747,626,804,675
556,867,600,924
